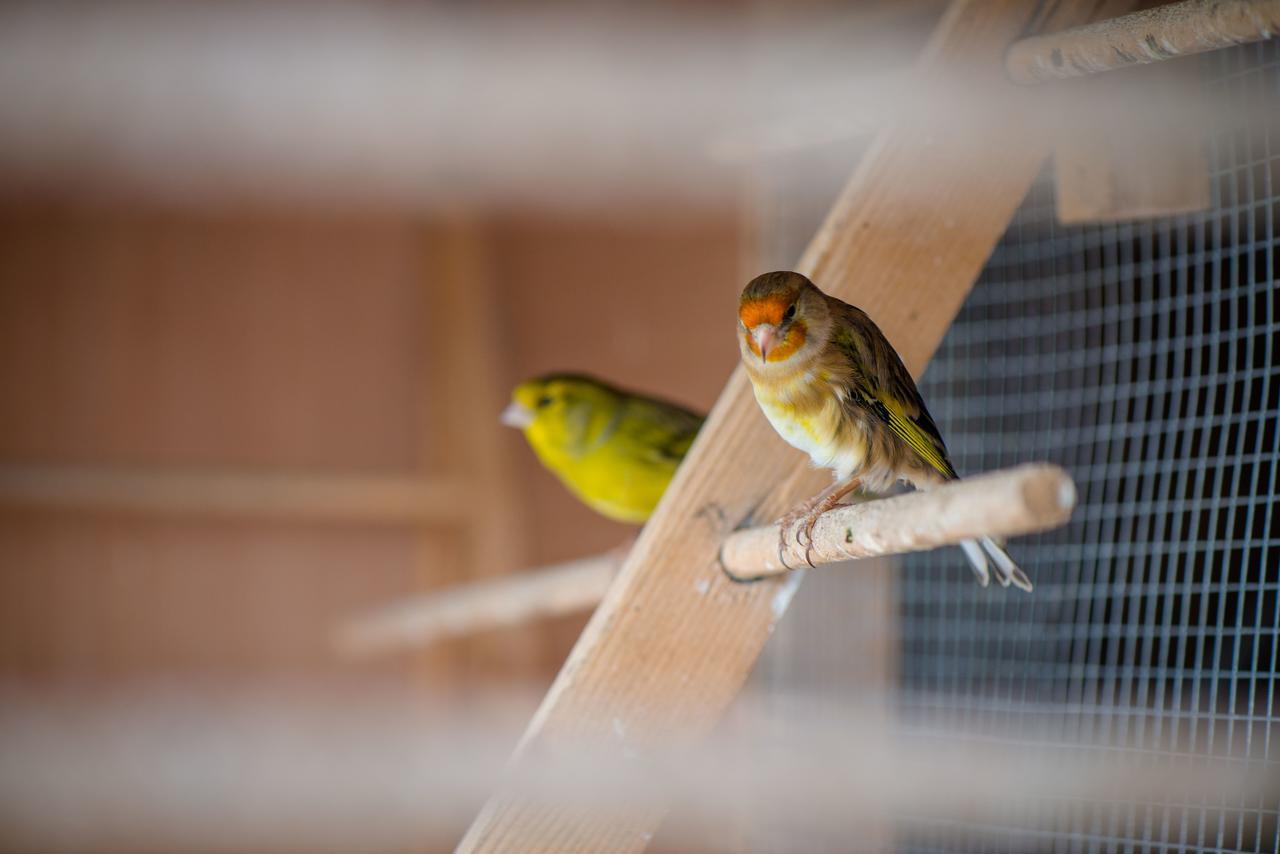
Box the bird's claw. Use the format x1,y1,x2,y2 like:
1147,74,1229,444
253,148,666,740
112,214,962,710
800,514,820,567
776,522,799,571
775,511,804,570
774,509,821,570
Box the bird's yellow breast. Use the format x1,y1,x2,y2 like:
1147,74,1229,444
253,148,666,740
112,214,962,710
750,365,868,480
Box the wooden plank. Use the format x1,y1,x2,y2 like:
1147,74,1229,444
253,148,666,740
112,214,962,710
0,466,471,523
458,2,1134,851
426,218,526,578
1053,61,1209,224
421,219,535,682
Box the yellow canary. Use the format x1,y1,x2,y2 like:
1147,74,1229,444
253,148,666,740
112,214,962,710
737,271,1032,591
500,374,704,524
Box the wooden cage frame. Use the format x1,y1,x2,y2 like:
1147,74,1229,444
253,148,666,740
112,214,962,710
3,0,1275,850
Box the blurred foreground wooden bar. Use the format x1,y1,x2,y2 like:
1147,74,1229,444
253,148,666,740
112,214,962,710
341,465,1074,657
1006,0,1280,84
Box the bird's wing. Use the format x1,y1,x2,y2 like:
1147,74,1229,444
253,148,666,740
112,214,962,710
830,303,958,481
618,396,704,466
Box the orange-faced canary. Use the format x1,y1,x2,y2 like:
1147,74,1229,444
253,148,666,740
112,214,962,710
737,270,1032,591
501,374,703,524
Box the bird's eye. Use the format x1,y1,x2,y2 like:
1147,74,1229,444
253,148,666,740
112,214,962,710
783,303,797,322
536,395,553,408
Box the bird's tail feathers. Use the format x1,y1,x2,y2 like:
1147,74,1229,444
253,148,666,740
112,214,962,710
959,539,990,587
982,536,1033,592
959,537,1033,592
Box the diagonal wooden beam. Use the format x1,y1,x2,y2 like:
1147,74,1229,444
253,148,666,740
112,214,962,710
458,2,1135,851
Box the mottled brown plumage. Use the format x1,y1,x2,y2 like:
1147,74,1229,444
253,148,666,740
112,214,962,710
737,271,1032,590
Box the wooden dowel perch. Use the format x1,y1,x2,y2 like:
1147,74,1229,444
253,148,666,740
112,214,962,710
1006,0,1280,84
337,552,621,658
721,464,1075,582
340,464,1075,657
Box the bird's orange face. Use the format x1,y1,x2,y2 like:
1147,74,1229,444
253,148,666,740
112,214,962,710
738,290,807,365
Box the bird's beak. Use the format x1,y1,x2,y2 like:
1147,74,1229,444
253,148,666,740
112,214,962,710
499,401,534,429
752,325,780,364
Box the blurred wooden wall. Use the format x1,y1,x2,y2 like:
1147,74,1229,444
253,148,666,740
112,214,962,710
0,204,742,697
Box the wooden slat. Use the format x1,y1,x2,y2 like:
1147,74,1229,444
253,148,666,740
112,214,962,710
458,2,1134,851
0,466,471,523
427,218,527,577
422,219,534,681
1053,61,1209,224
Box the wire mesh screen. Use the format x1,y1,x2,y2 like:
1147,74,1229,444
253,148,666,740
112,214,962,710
893,42,1279,853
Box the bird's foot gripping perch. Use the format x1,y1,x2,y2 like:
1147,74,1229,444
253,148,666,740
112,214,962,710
775,502,819,570
775,478,862,569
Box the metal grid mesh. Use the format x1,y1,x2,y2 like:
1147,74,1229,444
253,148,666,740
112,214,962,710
895,42,1279,853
